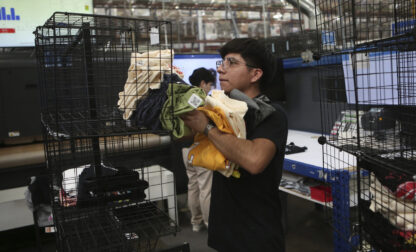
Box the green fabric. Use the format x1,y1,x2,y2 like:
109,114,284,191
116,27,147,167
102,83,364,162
160,83,206,139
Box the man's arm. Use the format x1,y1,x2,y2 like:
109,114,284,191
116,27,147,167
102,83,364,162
181,110,276,174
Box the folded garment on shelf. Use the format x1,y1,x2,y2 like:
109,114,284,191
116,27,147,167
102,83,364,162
77,166,149,207
285,142,308,155
362,157,415,193
361,200,412,251
280,179,310,195
369,173,416,231
58,163,150,207
117,49,184,120
131,73,186,130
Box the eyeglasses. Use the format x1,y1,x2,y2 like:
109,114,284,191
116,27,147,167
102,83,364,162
216,57,257,69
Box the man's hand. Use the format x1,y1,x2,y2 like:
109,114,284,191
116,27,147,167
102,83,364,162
181,109,276,174
180,110,209,134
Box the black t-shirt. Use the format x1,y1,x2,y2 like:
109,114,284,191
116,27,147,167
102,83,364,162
208,103,288,252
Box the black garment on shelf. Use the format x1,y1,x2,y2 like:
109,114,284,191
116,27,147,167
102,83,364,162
28,175,51,207
360,199,413,251
359,158,416,192
77,166,149,206
208,99,288,252
131,73,186,130
285,142,307,155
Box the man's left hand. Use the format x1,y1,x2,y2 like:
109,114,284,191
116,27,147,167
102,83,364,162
180,110,209,134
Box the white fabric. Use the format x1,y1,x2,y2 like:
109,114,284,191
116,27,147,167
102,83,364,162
369,173,416,231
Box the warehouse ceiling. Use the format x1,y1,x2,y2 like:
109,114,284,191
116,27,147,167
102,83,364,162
93,0,288,12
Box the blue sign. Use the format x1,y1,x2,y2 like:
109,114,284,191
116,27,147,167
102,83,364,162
322,31,335,45
392,19,416,36
0,7,20,21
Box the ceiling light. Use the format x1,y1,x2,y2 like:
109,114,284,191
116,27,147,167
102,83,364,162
273,12,283,19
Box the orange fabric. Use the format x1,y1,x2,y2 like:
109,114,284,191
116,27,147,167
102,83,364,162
198,106,234,135
188,106,235,175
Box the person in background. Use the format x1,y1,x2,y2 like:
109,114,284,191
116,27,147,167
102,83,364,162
181,38,288,251
183,67,216,232
189,67,216,94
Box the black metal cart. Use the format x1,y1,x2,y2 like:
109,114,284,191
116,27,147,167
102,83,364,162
35,12,182,252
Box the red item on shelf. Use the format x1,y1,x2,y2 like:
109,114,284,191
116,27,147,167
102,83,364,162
310,185,332,202
395,181,416,200
0,28,15,33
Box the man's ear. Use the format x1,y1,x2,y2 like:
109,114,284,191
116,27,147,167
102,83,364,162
250,68,263,83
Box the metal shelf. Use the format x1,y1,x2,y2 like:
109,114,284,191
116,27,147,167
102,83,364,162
56,202,178,252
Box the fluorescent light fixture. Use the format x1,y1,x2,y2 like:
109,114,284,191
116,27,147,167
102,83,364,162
273,12,283,19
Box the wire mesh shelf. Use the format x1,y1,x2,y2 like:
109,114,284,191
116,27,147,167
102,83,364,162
35,12,179,251
315,0,415,54
35,12,175,139
359,158,416,252
44,134,171,172
55,202,177,252
318,38,416,164
315,0,416,251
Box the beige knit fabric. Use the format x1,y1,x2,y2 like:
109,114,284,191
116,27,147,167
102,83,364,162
118,49,184,120
205,90,248,139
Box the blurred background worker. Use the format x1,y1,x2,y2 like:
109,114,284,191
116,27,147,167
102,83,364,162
183,67,216,231
189,67,216,95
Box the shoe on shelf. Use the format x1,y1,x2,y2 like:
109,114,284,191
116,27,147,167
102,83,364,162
192,223,204,232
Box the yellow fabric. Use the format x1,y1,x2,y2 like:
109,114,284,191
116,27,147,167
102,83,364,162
188,106,239,178
207,90,248,139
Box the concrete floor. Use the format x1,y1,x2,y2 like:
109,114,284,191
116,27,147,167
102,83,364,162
0,193,333,252
159,193,334,252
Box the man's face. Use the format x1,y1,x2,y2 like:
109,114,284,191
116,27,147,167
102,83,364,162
217,53,254,93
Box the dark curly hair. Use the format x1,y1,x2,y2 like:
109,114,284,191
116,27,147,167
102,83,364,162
189,67,216,87
219,38,275,92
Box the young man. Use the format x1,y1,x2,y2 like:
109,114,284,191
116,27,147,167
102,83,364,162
181,38,288,252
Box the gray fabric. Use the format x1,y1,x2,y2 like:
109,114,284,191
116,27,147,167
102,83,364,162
229,89,260,110
229,89,275,132
252,94,276,127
